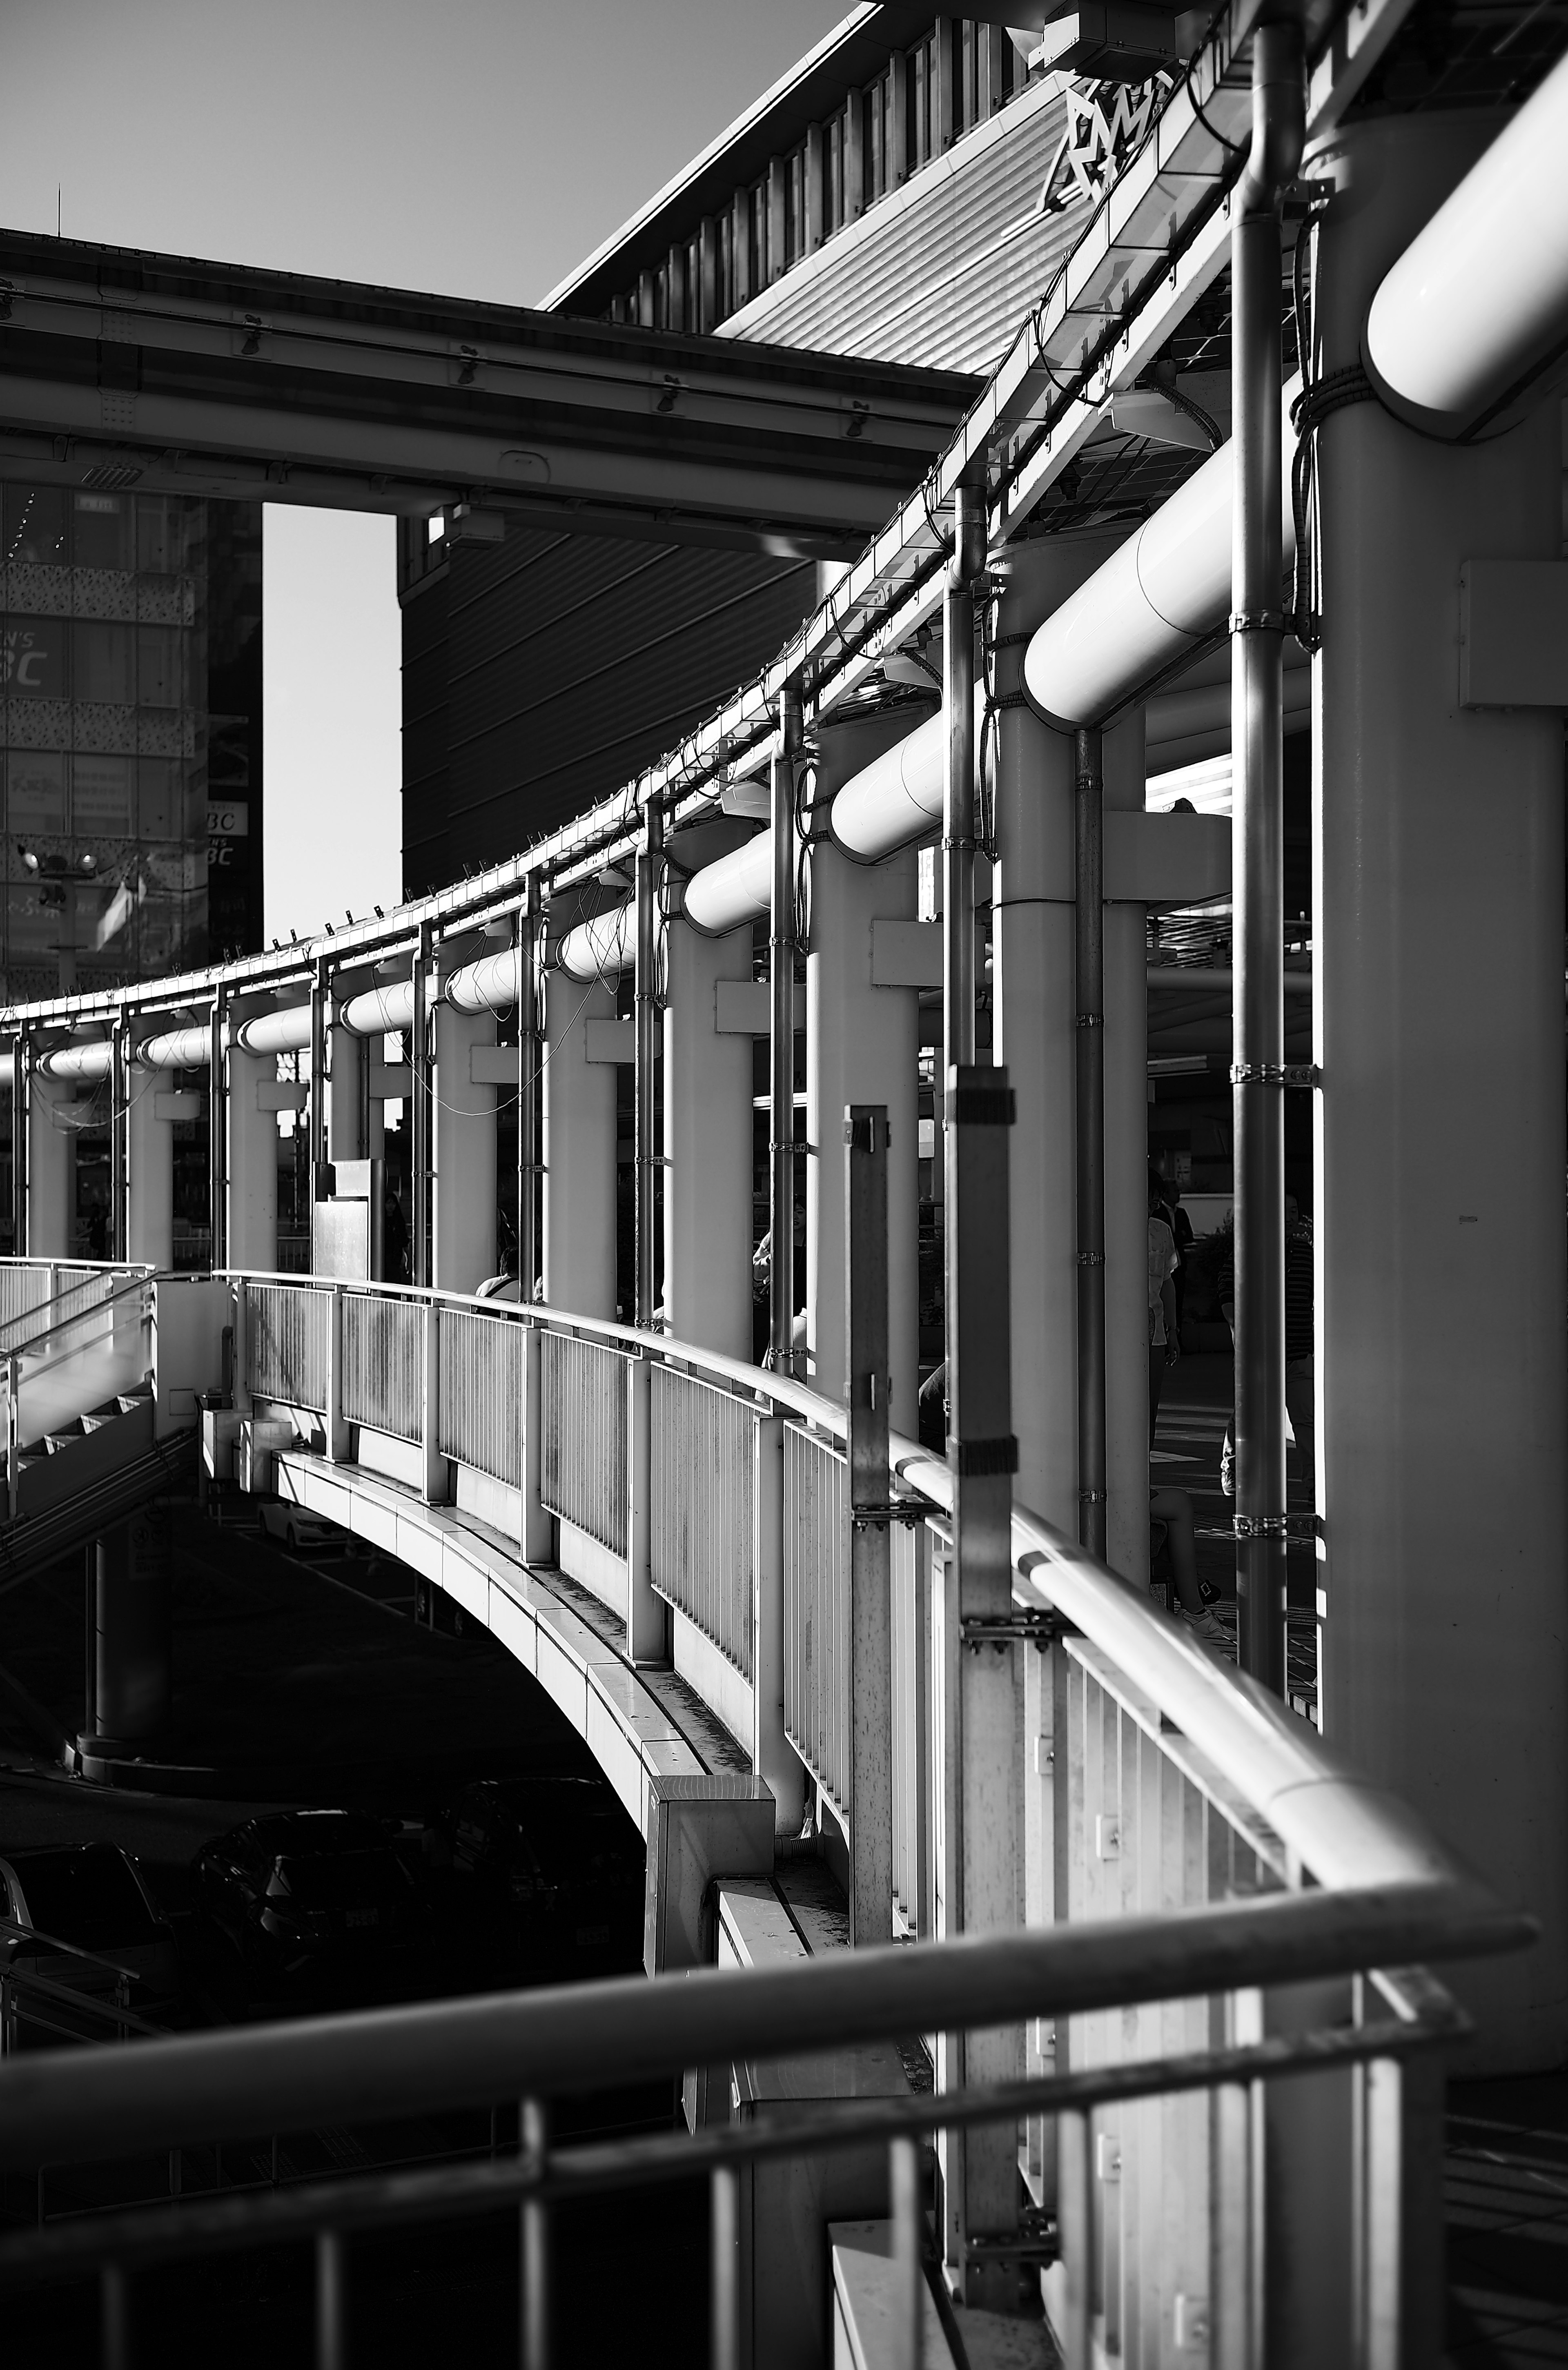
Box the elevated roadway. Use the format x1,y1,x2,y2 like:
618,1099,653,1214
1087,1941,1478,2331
0,229,978,558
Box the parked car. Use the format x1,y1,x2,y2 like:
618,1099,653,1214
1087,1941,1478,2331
256,1501,344,1555
438,1778,645,1978
190,1809,421,1983
0,1842,178,2016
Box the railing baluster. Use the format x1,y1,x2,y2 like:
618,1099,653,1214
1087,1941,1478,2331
710,2163,740,2370
1056,2107,1092,2370
889,2133,924,2368
100,2262,129,2370
314,2227,345,2370
520,2095,550,2370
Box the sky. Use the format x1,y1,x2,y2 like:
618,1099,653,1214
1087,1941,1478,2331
0,0,847,942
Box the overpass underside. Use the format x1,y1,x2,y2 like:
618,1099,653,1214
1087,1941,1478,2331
1,0,1567,2360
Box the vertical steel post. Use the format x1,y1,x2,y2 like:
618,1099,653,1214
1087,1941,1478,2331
1231,20,1303,1693
769,688,802,1371
944,1063,1019,2305
412,922,432,1290
314,2228,344,2370
942,481,987,1085
517,877,541,1301
9,1036,25,1258
520,2094,550,2370
890,2133,925,2369
710,2163,741,2370
846,1103,892,1946
1074,726,1107,1561
635,802,663,1329
208,991,226,1272
310,958,329,1197
109,1015,128,1265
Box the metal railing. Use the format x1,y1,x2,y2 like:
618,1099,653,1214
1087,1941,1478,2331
649,1363,755,1678
439,1303,524,1488
783,1419,849,1816
245,1281,330,1416
339,1289,424,1443
14,1259,1517,2363
0,1875,1528,2368
539,1330,628,1556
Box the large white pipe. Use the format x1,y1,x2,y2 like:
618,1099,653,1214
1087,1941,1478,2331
38,1038,113,1083
682,831,774,940
233,1003,311,1058
1365,51,1568,440
339,979,415,1038
136,1024,210,1071
829,709,945,863
445,944,524,1015
1022,382,1299,730
556,903,633,982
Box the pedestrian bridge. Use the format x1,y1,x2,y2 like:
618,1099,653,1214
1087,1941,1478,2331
2,0,1568,2355
0,1255,1530,2367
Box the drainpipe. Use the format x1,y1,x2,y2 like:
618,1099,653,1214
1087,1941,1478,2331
517,876,541,1303
1232,13,1304,1693
411,922,432,1290
942,483,987,1081
769,689,803,1372
635,800,662,1328
1074,727,1107,1560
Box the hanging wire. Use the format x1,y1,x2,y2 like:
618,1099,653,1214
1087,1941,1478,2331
1287,199,1376,654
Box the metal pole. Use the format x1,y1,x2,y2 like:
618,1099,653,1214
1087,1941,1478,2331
1073,727,1107,1561
846,1103,892,1947
944,1062,1019,2305
635,803,663,1328
1232,18,1303,1694
314,2227,344,2370
412,922,432,1290
310,958,329,1196
942,481,987,1084
889,2133,925,2369
10,1036,25,1259
517,877,541,1301
520,2095,550,2370
109,1015,128,1265
208,991,226,1272
769,688,802,1372
710,2162,740,2370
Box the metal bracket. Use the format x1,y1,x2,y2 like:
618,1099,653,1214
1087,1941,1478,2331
965,2212,1059,2267
1232,1512,1321,1541
851,1497,929,1530
1229,1061,1319,1088
960,1609,1074,1654
1228,610,1287,634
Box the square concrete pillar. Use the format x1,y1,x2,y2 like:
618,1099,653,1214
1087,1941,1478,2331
663,916,753,1359
432,1002,498,1295
542,971,617,1319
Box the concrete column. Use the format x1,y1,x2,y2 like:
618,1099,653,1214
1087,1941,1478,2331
663,917,753,1359
993,532,1125,1535
327,978,368,1165
1104,713,1149,1588
125,1069,174,1268
1310,111,1568,2069
432,1002,497,1295
87,1504,172,1748
25,1070,73,1259
542,970,617,1319
808,716,922,1436
226,1007,277,1274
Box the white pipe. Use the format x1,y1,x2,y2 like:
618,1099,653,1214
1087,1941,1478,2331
829,709,945,863
339,979,415,1038
136,1025,211,1071
556,903,633,981
1022,381,1299,730
682,831,774,940
1146,660,1310,766
38,1039,113,1083
1365,51,1568,439
445,944,524,1014
233,1003,311,1058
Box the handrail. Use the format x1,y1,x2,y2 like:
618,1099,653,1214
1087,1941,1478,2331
0,1913,148,1987
0,1267,154,1370
0,1281,153,1407
230,1268,1485,1904
0,1880,1530,2175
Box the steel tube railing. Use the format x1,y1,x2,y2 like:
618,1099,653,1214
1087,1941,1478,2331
0,1880,1525,2177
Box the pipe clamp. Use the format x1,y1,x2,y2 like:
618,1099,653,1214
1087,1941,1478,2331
1227,610,1287,635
